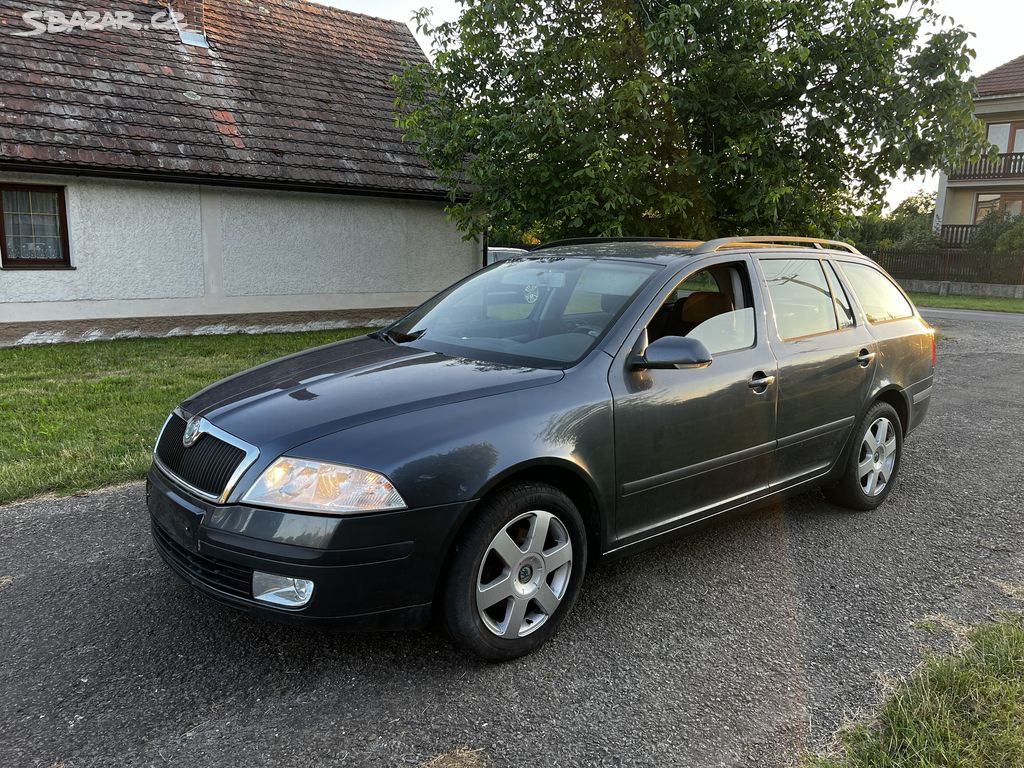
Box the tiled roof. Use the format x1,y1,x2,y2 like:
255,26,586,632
976,53,1024,98
0,0,447,198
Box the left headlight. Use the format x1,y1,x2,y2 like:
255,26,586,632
241,457,406,514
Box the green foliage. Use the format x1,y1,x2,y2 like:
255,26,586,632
0,328,373,504
394,0,988,241
891,191,937,218
968,210,1018,254
806,614,1024,767
994,216,1024,252
842,190,942,252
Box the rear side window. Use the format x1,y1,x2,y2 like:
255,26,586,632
760,258,838,340
838,262,913,323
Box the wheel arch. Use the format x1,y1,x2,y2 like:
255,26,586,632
431,459,607,614
828,386,910,486
477,459,605,558
872,386,910,436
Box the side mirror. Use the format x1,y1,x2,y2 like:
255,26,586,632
631,335,712,370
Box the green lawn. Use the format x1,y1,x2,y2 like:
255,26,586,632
806,614,1024,767
0,328,373,505
908,292,1024,313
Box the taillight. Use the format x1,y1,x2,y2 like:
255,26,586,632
930,333,937,368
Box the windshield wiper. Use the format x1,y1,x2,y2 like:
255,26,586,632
373,328,426,344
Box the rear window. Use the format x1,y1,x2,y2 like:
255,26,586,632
838,262,914,323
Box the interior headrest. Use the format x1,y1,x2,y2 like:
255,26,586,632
679,292,733,324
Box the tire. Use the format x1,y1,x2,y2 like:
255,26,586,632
440,481,588,661
824,401,903,511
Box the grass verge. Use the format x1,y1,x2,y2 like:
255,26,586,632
908,292,1024,313
0,328,373,505
806,614,1024,767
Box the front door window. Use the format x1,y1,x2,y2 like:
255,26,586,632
646,261,755,354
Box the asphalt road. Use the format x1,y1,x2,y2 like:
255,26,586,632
2,308,1022,768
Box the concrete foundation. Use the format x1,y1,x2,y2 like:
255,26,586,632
896,278,1024,299
0,307,405,347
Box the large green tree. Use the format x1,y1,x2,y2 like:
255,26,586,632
394,0,988,242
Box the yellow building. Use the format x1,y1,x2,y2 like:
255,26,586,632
935,54,1024,245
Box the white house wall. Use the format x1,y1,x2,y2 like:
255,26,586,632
1,173,205,307
216,187,475,297
0,172,479,327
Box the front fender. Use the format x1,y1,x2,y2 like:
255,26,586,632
286,367,616,517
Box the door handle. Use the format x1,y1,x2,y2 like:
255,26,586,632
857,349,876,367
748,373,775,392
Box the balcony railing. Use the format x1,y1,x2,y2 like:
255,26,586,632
948,152,1024,180
940,224,978,247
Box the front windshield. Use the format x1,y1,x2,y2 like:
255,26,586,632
385,257,660,368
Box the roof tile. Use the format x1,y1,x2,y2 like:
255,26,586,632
0,0,444,197
976,53,1024,98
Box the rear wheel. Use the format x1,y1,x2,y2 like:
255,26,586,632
440,482,587,661
825,401,903,511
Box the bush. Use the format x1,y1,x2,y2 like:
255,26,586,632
844,191,941,252
893,215,943,250
994,216,1024,252
968,210,1018,253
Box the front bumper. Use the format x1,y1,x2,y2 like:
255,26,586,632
146,465,470,630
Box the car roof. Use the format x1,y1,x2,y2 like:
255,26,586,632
523,236,866,266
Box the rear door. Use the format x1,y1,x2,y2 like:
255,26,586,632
834,259,935,430
755,254,877,487
609,255,778,545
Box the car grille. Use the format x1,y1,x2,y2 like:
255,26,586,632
152,521,253,599
155,413,247,499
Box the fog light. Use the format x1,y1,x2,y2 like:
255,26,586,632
252,571,314,607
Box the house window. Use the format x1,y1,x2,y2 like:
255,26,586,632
975,193,1024,223
0,184,71,268
986,122,1024,154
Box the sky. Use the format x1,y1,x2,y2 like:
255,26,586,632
326,0,1022,211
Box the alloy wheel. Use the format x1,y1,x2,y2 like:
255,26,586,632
858,416,897,496
476,510,573,638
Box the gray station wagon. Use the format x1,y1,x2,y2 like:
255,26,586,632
148,236,935,660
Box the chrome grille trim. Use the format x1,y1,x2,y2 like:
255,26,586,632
153,408,260,504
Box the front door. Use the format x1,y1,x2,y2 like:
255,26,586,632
755,255,877,487
609,256,778,545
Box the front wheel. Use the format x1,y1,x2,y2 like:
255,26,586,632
440,482,587,661
824,401,903,511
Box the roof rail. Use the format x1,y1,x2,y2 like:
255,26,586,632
532,236,702,252
693,236,862,256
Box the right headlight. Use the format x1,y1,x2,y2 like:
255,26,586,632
241,457,406,514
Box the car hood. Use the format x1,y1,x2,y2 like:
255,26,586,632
180,335,564,451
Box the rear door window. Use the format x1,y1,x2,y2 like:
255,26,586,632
823,261,855,329
837,262,913,323
760,258,838,340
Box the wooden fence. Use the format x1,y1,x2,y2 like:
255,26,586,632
870,249,1024,285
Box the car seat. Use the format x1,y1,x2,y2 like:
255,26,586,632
677,292,734,335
